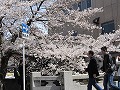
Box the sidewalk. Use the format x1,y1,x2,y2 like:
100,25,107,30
74,81,103,90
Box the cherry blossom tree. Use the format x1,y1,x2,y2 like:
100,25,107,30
1,1,120,89
0,1,115,89
0,0,103,74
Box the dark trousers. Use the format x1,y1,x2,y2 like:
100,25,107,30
103,72,120,90
87,77,102,90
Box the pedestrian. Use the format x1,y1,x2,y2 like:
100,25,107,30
85,50,102,90
101,46,120,90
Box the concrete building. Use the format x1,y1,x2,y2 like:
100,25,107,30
92,0,120,34
48,0,120,38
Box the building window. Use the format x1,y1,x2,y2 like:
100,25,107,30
72,3,78,10
101,20,115,34
78,0,92,11
87,0,91,8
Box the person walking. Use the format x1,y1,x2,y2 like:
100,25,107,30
101,46,120,90
86,50,102,90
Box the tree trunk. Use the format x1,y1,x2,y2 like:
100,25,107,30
0,49,13,80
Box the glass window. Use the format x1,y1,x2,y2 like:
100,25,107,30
101,20,115,34
72,3,78,10
87,0,91,8
78,2,82,11
82,0,87,10
78,0,91,11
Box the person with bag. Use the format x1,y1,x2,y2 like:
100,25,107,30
85,50,102,90
101,46,120,90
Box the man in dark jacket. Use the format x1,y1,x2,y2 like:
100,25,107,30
101,46,120,90
86,50,102,90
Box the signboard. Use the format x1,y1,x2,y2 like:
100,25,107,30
22,23,29,38
5,73,15,79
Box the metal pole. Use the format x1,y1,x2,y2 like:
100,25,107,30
23,40,25,90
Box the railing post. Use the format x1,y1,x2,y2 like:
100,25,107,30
30,72,41,90
60,71,74,90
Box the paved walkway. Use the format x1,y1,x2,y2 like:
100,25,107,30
74,81,103,90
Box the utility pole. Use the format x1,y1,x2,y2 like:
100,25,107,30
23,40,25,90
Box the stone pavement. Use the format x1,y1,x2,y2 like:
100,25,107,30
74,81,103,90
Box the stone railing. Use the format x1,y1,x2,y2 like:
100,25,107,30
30,71,104,90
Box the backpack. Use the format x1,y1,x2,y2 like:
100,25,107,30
94,55,103,70
107,54,116,73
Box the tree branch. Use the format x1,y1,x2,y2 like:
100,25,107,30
30,6,34,18
37,0,46,12
35,19,48,21
0,16,5,28
0,48,36,79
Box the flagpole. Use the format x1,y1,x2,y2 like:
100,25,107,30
22,22,29,90
23,40,25,90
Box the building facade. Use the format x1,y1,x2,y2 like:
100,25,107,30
92,0,120,34
49,0,120,38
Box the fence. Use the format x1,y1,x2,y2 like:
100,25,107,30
30,71,104,90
